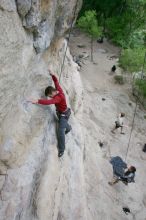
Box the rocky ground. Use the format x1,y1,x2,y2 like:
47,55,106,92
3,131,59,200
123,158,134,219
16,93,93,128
69,30,146,220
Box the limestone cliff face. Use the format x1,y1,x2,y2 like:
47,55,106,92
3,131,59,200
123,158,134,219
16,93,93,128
16,0,82,53
0,1,85,220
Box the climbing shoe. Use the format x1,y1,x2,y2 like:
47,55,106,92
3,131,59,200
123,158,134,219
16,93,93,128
58,151,64,157
122,181,128,185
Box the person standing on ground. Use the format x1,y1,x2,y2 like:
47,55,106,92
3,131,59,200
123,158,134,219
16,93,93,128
111,113,126,134
29,69,72,157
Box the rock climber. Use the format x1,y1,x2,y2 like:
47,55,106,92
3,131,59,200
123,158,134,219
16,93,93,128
29,69,72,157
108,156,136,185
111,113,126,134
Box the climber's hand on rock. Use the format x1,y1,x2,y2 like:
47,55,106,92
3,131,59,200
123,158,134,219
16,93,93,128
48,68,53,75
27,99,38,104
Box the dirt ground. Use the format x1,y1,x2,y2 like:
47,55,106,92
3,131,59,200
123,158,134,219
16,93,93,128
69,30,146,220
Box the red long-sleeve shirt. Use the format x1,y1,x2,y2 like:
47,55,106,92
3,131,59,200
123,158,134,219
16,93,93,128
38,74,67,113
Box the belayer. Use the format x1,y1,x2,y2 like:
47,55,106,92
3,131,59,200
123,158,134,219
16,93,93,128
30,69,72,157
108,156,136,185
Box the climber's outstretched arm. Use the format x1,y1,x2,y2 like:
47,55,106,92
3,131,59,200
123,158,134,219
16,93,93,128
49,69,63,93
29,95,61,105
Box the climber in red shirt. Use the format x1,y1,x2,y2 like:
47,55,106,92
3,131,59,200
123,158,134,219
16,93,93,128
30,69,72,157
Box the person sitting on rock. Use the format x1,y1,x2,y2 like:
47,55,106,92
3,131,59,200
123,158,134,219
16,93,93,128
111,113,126,134
29,69,72,158
108,156,136,185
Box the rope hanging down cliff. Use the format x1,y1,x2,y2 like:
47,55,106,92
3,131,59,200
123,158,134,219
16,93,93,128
108,52,146,163
59,0,79,83
124,51,146,162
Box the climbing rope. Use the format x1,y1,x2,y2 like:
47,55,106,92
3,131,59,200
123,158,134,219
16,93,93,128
124,51,146,161
59,0,79,83
54,0,145,164
124,99,138,161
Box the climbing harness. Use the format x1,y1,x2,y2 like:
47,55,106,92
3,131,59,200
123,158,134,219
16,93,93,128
59,0,79,83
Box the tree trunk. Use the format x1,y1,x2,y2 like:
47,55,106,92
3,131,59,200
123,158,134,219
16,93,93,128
103,13,106,35
129,0,133,33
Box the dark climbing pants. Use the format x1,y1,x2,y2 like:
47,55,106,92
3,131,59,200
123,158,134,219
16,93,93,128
58,116,71,152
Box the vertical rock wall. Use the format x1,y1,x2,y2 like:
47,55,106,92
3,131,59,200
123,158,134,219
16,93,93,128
16,0,82,53
0,1,86,220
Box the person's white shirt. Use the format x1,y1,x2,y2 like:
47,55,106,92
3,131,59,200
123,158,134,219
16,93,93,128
117,114,124,126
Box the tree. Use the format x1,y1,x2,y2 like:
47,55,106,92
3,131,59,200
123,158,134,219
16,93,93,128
106,0,146,47
79,0,146,47
77,10,101,62
78,0,146,104
119,47,146,72
79,0,127,33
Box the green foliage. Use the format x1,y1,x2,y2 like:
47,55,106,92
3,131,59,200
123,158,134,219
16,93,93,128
128,31,146,49
77,10,101,38
119,48,146,72
106,15,146,48
80,0,125,18
106,16,129,47
135,79,146,98
79,0,146,48
79,0,146,103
